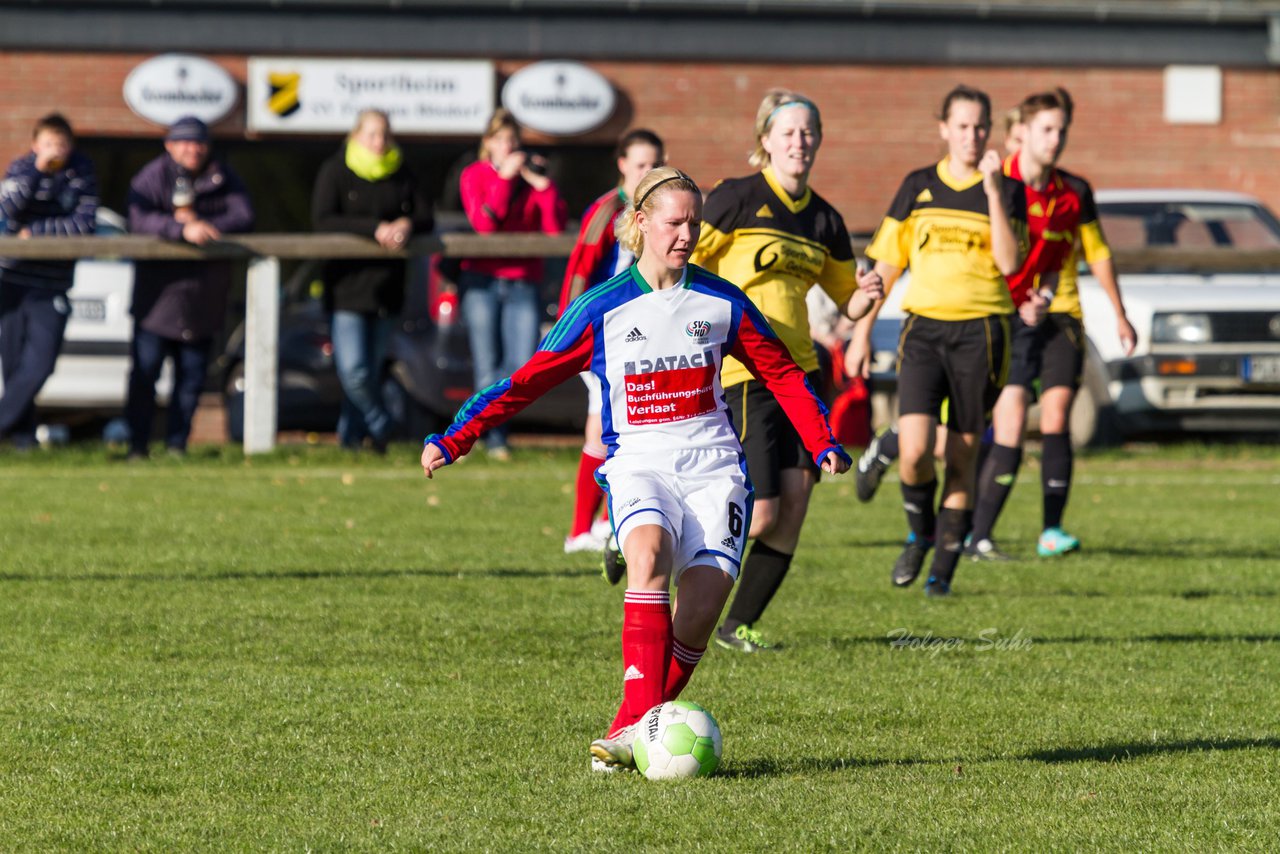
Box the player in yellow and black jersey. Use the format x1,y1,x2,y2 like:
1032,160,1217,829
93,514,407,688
692,89,880,653
851,84,1027,597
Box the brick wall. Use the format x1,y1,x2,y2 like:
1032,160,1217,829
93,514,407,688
4,51,1278,232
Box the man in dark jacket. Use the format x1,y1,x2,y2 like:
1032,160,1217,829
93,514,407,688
0,113,98,448
126,115,254,459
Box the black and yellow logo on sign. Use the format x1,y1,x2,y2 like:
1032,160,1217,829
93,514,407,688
267,72,301,118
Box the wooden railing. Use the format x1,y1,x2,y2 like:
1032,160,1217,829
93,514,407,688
6,234,1280,452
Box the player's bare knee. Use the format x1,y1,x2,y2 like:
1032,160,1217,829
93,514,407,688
750,501,779,538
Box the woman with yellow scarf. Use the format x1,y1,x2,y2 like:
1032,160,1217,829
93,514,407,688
313,109,434,452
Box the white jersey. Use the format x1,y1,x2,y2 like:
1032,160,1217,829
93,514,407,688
426,264,844,471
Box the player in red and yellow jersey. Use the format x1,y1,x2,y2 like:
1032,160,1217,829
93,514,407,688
966,88,1136,561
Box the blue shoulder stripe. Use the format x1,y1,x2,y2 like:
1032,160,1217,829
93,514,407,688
543,269,634,351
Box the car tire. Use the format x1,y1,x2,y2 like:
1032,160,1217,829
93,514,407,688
1071,348,1122,449
224,364,246,443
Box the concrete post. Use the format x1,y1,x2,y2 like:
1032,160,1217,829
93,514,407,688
244,256,280,454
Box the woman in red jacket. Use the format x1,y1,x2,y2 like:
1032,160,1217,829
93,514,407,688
458,109,567,459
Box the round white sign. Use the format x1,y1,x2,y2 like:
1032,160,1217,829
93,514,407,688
501,61,616,137
124,54,239,127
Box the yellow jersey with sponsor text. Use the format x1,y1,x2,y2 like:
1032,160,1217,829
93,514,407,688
866,157,1027,321
692,169,858,387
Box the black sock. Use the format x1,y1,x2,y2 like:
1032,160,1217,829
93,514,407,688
971,443,1023,542
1041,433,1073,530
974,435,992,482
724,542,794,629
929,508,972,584
878,427,900,461
901,479,938,543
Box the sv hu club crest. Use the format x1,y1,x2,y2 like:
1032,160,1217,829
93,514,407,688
686,320,711,339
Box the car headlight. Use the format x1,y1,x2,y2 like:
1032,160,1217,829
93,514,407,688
1152,312,1211,344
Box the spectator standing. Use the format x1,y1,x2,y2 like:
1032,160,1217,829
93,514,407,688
312,109,433,452
126,116,254,459
0,113,98,448
458,109,567,459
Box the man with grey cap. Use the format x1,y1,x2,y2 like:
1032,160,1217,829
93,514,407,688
125,115,254,459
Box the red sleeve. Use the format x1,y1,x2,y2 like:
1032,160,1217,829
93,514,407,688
558,195,617,315
426,326,593,462
729,307,847,467
460,162,519,233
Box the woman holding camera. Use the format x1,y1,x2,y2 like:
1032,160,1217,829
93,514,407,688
458,109,567,459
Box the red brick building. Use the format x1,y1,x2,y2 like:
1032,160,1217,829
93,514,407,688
2,0,1278,231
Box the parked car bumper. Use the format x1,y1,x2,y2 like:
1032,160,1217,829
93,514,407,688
1105,350,1280,433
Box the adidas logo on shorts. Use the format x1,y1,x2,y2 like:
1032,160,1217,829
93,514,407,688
721,536,738,552
624,327,647,342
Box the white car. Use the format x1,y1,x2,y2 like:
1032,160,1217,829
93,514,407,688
1074,190,1280,444
866,189,1280,445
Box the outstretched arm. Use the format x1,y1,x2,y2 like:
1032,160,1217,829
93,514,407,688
729,302,850,472
423,325,594,471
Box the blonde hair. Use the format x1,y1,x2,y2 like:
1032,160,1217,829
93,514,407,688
749,89,822,169
1002,106,1022,137
614,166,700,256
351,108,391,138
478,108,520,159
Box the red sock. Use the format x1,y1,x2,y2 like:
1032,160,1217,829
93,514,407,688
663,637,705,702
607,590,671,736
570,450,607,537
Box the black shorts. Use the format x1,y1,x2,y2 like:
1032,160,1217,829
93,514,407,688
725,370,824,499
1006,313,1085,393
896,314,1009,435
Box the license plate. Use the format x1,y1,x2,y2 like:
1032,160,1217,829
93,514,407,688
1242,354,1280,383
71,298,106,322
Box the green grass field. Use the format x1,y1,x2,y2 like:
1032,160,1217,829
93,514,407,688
1,442,1277,850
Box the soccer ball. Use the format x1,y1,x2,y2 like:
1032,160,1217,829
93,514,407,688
633,700,722,779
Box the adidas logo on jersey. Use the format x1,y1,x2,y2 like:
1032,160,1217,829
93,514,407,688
720,536,738,552
1029,201,1045,217
915,188,934,203
755,204,773,218
624,327,647,342
624,665,644,681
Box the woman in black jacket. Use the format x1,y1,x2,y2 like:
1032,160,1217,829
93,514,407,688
312,109,433,451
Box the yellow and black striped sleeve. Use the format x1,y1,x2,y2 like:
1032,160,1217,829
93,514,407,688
691,179,739,273
865,172,921,271
818,208,858,306
1073,177,1112,264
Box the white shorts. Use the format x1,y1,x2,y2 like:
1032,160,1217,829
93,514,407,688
600,448,752,584
580,371,602,415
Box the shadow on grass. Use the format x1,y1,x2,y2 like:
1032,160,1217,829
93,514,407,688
718,755,937,777
0,566,599,583
821,632,1280,650
966,587,1277,600
1084,545,1278,560
721,737,1280,778
1023,736,1280,764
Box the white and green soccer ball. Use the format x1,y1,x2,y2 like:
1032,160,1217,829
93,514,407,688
633,700,722,780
